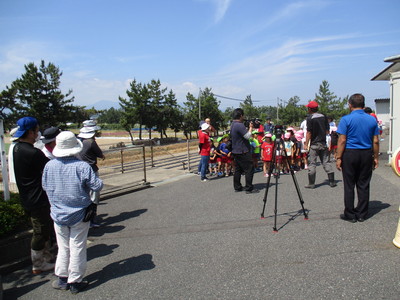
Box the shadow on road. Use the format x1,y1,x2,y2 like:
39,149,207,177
368,200,391,219
3,279,50,300
84,254,156,291
89,209,148,237
88,243,120,261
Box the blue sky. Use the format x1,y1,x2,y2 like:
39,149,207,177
1,0,399,110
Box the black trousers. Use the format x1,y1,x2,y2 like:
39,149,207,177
233,152,254,191
342,148,373,219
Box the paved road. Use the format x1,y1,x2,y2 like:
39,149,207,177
3,143,400,299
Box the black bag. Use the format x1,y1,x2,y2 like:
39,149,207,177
83,203,97,222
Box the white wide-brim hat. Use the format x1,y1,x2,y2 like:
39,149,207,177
82,120,101,130
78,126,96,139
53,131,83,157
201,123,210,131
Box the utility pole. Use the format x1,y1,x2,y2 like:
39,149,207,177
198,88,202,121
276,97,280,122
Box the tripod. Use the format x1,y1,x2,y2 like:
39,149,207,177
260,135,308,232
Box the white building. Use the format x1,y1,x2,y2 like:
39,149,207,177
374,98,390,127
372,54,400,164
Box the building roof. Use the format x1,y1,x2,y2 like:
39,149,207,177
374,98,390,103
371,54,400,81
384,55,400,63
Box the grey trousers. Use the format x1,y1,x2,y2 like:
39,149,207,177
308,143,333,176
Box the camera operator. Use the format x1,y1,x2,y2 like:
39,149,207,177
230,108,259,194
304,101,336,188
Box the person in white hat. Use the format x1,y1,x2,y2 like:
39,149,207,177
42,131,103,294
77,122,105,227
198,122,211,181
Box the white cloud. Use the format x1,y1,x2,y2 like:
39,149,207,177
266,0,330,26
213,0,232,23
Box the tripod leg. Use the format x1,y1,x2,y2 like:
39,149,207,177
273,170,278,232
289,169,308,219
260,173,272,218
261,145,277,219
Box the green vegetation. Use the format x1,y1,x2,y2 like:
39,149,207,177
0,59,349,135
0,192,30,238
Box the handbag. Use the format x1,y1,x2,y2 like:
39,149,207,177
83,203,97,222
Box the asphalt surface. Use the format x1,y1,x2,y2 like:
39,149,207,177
3,144,400,300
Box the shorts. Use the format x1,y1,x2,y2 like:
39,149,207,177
331,145,338,149
276,155,282,164
216,157,223,163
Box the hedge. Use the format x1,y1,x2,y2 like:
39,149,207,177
0,192,30,238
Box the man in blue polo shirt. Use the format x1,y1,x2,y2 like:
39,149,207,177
336,93,379,223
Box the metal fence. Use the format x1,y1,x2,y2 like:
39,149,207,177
1,140,201,198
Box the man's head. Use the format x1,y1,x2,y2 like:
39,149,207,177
13,117,39,144
232,108,244,121
348,93,365,109
41,127,61,147
266,117,271,124
364,107,373,114
305,101,318,113
205,118,211,124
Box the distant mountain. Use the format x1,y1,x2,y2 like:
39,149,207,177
87,100,120,110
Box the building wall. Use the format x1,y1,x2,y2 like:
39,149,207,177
375,100,390,126
389,71,400,161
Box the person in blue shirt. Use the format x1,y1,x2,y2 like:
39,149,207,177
42,131,103,294
336,94,380,223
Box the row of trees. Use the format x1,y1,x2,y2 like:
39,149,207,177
1,60,349,140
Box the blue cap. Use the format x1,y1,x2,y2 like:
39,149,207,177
13,117,38,138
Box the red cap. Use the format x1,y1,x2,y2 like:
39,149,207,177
305,101,318,108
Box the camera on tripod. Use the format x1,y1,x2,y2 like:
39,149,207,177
244,118,261,129
274,124,284,139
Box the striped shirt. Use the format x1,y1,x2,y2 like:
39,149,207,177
42,156,103,226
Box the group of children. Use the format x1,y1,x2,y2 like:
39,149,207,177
204,125,339,179
208,135,234,177
249,125,339,178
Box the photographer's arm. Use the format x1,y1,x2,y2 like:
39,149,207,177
243,123,254,140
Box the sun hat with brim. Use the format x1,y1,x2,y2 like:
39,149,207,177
264,133,272,138
41,127,61,144
53,131,83,157
82,120,101,130
217,137,223,143
201,123,210,131
13,117,38,138
284,132,291,139
78,126,96,139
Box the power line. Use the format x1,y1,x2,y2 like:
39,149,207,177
213,93,276,103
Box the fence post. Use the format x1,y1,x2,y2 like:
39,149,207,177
120,148,124,173
0,119,10,201
150,140,155,167
187,139,191,172
142,144,147,183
